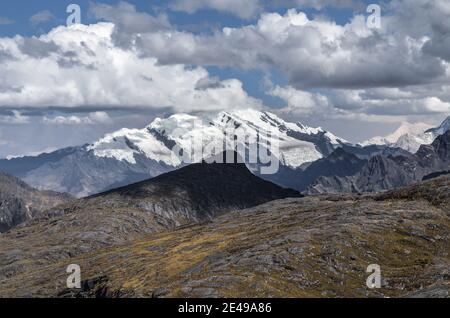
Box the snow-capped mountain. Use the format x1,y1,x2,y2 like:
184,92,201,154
0,109,349,197
426,116,450,137
88,109,346,170
360,117,450,153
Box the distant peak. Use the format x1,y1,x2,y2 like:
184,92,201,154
426,116,450,135
392,122,432,139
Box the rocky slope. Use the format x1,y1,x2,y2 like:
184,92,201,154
0,171,71,233
0,158,300,286
263,148,367,192
0,175,448,298
308,131,450,194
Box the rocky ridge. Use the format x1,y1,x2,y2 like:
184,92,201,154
0,171,71,233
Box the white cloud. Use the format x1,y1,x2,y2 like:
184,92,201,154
95,1,449,119
169,0,261,19
131,7,447,90
42,112,113,125
30,10,54,25
281,0,361,10
0,22,261,112
269,85,332,115
88,111,112,123
331,89,450,116
269,84,450,119
168,0,361,18
90,2,171,34
6,147,58,159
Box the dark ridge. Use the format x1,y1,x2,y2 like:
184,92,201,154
0,171,71,232
93,151,302,214
423,170,450,181
82,150,301,223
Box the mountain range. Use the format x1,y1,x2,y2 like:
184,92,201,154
0,109,449,197
0,109,352,197
361,117,450,153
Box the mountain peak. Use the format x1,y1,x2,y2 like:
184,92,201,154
88,108,345,170
92,153,301,222
382,121,432,144
361,121,438,153
426,116,450,136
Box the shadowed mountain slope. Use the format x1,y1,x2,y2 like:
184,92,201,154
0,171,71,233
258,148,367,192
0,158,300,284
307,131,450,194
92,159,301,222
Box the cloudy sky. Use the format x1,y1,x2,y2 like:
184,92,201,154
0,0,449,158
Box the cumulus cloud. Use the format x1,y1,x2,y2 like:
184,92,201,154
195,76,225,90
82,0,447,119
90,1,171,32
0,22,260,112
332,89,450,116
269,84,450,119
42,112,112,125
129,7,447,90
269,85,332,115
18,37,59,58
169,0,261,19
90,1,171,48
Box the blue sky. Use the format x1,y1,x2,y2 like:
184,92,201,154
0,0,369,36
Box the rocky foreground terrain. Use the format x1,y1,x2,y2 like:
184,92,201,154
0,159,299,296
0,174,449,298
